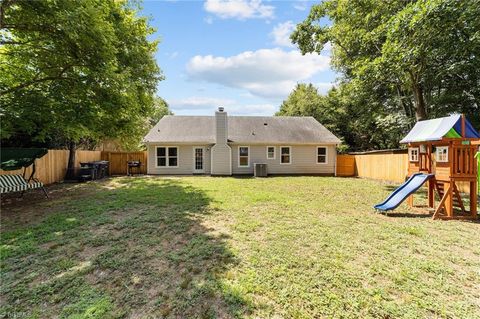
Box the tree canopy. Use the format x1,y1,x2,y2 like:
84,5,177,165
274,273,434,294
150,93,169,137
289,0,479,151
277,83,410,151
149,97,172,128
0,0,163,150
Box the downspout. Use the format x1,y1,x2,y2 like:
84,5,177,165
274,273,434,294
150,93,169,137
334,145,337,177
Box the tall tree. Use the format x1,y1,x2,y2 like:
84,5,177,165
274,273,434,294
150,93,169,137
277,82,410,151
0,0,162,174
277,83,324,117
149,97,172,128
291,0,480,124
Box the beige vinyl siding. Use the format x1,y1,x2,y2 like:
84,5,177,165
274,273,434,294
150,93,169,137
215,111,228,143
147,144,212,175
231,144,336,175
210,144,232,175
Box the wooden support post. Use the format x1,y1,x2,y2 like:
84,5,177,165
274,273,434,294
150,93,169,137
445,181,453,218
407,194,414,207
433,184,451,219
471,180,478,219
461,114,466,138
428,179,435,208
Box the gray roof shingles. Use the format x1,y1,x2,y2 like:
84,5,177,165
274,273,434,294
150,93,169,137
144,115,341,144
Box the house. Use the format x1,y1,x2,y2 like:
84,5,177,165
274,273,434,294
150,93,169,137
143,107,341,176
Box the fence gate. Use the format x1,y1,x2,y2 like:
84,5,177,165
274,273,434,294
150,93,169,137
101,151,148,175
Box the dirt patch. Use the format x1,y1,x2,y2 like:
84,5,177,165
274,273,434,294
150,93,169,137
0,180,107,229
78,245,109,261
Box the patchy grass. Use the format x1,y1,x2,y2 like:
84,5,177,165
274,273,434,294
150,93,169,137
1,176,479,318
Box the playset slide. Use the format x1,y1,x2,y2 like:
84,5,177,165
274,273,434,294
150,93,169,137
374,173,434,212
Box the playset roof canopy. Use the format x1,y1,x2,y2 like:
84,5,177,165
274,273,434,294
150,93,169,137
400,114,480,144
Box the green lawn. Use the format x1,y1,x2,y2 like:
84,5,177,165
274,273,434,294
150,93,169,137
1,177,479,318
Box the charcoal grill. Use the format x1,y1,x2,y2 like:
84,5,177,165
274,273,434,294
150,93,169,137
127,161,141,176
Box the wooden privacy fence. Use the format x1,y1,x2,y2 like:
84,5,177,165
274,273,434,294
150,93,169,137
336,153,408,182
336,155,355,177
354,153,409,183
0,150,101,185
337,153,408,183
336,153,472,193
101,151,148,175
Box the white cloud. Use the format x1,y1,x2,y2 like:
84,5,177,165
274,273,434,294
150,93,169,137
228,103,276,115
270,21,295,48
315,82,335,94
165,51,179,59
322,41,332,54
204,16,214,24
169,96,235,110
186,48,330,99
293,0,308,11
204,0,274,20
168,97,276,116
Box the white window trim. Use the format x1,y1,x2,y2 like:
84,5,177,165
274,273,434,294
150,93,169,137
238,146,250,168
408,147,419,162
436,146,449,163
266,146,276,160
316,146,328,165
280,146,291,165
155,146,179,168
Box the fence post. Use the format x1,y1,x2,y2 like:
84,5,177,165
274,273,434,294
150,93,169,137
108,152,112,176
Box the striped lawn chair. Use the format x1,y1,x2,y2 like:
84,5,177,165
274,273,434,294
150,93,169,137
0,174,48,198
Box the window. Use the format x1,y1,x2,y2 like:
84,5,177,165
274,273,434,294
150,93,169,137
168,147,178,167
408,148,419,162
238,146,249,167
267,146,275,159
280,146,291,164
419,144,427,154
156,146,178,167
436,146,449,162
317,147,328,164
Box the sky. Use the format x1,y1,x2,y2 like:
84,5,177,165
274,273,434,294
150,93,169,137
141,0,334,116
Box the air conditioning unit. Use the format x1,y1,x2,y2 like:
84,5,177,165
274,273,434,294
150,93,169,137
254,163,267,177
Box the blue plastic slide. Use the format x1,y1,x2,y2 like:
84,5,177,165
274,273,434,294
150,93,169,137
374,173,434,212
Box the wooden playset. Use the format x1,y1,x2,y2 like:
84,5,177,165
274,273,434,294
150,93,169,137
401,114,479,220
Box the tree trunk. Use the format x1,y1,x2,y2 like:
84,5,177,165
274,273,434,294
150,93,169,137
412,84,427,121
409,71,427,121
65,140,76,180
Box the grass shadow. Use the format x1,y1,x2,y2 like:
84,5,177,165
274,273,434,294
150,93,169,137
383,212,432,218
0,177,247,318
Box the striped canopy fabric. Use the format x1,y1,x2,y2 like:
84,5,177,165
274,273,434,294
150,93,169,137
0,174,43,194
400,114,480,144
